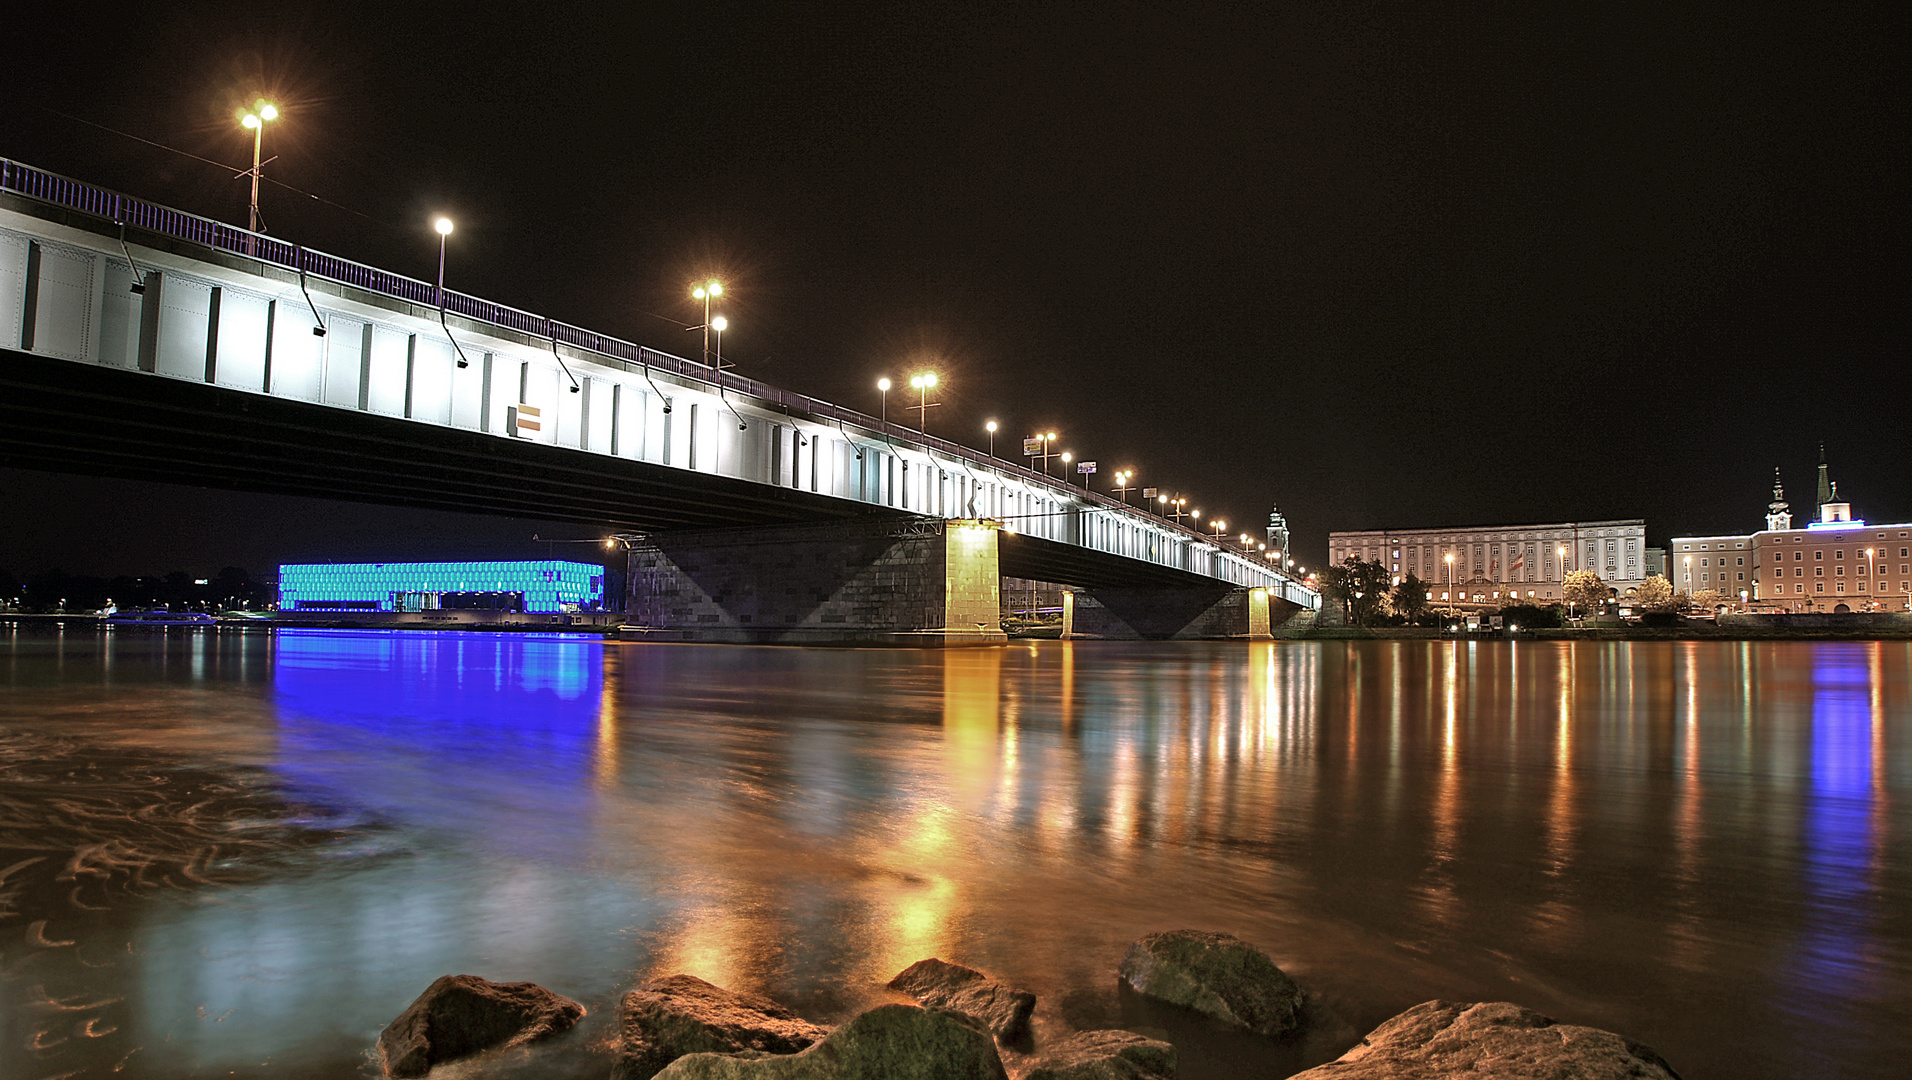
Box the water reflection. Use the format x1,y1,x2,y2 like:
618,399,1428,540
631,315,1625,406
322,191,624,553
0,634,1906,1080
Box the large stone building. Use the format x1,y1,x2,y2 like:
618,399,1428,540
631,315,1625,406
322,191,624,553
1672,456,1911,612
1327,519,1649,607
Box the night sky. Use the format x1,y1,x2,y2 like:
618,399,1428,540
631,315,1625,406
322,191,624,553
2,2,1906,579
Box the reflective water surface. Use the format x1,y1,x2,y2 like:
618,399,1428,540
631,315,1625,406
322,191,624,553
2,628,1908,1079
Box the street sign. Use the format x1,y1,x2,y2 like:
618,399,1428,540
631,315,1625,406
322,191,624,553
1022,437,1042,456
1077,461,1097,474
1142,487,1158,498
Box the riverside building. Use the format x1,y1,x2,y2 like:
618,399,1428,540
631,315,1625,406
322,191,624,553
1672,456,1911,612
1327,519,1649,608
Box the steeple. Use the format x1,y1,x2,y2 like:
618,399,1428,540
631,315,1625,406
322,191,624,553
1766,468,1792,532
1816,443,1833,507
1265,505,1290,568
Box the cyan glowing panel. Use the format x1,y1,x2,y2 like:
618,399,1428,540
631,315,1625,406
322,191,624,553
277,560,604,614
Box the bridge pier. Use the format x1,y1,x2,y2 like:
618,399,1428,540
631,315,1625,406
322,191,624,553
622,517,1007,646
1066,585,1291,640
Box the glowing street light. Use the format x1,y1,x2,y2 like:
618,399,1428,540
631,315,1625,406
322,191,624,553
711,315,729,375
985,419,998,457
1027,431,1059,475
237,99,278,238
1113,469,1135,503
876,377,892,428
432,216,470,369
691,280,723,368
1445,552,1456,613
908,372,941,433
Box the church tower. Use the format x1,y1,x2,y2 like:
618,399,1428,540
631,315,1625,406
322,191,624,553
1266,506,1290,569
1816,443,1833,510
1766,469,1792,532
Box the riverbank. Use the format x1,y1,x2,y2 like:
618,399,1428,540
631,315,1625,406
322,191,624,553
1303,623,1912,641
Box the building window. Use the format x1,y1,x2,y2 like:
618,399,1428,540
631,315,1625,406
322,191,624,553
1837,584,1846,593
1835,550,1845,559
1736,558,1744,565
1816,551,1824,560
1817,567,1825,577
1816,583,1825,593
1796,584,1804,593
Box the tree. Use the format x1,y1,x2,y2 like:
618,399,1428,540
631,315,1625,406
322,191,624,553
1634,574,1675,612
1391,573,1430,624
1563,569,1607,617
1320,557,1393,627
1690,588,1727,612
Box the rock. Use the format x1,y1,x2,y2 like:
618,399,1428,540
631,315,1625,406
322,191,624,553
613,974,828,1080
653,1003,1008,1079
1117,929,1302,1037
377,974,583,1078
1287,1000,1681,1080
888,958,1037,1041
1023,1029,1176,1080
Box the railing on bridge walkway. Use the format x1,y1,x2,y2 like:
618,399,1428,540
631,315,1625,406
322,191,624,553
0,156,1314,606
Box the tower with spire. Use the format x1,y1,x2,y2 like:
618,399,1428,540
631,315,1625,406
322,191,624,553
1816,443,1833,510
1266,505,1290,569
1766,469,1792,532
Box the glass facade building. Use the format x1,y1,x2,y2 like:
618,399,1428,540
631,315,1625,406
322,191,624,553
277,561,605,614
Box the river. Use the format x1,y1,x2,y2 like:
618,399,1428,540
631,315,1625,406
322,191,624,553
1,627,1906,1078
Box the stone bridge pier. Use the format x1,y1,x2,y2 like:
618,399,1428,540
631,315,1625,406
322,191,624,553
622,517,1008,645
1063,585,1302,640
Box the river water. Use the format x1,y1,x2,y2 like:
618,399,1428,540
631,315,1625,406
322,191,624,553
0,628,1906,1079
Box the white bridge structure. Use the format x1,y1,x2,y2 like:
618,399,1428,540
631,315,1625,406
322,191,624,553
0,157,1315,639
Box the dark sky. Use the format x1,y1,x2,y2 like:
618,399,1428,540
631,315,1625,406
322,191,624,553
2,2,1907,579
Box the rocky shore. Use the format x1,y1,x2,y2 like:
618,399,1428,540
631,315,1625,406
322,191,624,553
374,928,1683,1079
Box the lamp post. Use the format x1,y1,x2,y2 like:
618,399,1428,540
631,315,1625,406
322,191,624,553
711,315,728,375
238,100,279,236
1867,547,1876,609
1445,552,1455,614
985,420,998,456
1113,470,1133,503
1028,431,1058,475
908,372,940,433
1059,451,1072,482
876,378,891,428
433,217,453,308
691,280,723,367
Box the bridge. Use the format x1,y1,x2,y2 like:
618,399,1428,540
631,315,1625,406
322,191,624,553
0,157,1316,643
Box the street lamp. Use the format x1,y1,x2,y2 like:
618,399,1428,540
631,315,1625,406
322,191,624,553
876,377,891,428
711,315,729,375
985,420,998,456
908,372,940,433
1028,431,1059,475
691,280,723,367
432,216,470,369
237,99,278,236
1445,552,1455,613
1867,547,1877,609
1113,469,1134,502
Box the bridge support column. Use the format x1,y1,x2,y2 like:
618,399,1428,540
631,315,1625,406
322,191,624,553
622,517,1007,646
1068,584,1300,640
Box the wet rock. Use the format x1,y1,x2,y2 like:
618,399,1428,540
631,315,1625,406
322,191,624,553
653,1003,1008,1079
1117,929,1302,1037
889,957,1037,1041
1287,1000,1682,1080
613,974,827,1080
1023,1029,1176,1080
377,974,583,1077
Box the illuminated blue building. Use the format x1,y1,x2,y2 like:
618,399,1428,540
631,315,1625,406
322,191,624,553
278,561,605,614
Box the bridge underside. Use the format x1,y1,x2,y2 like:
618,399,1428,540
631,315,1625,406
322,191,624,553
0,347,899,531
3,348,1298,643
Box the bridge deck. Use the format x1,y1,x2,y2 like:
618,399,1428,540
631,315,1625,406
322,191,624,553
0,158,1315,607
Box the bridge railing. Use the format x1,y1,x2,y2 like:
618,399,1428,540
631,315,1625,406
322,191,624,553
1,156,1306,595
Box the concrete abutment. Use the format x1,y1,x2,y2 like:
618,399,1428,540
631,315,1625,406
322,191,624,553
621,517,1297,645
